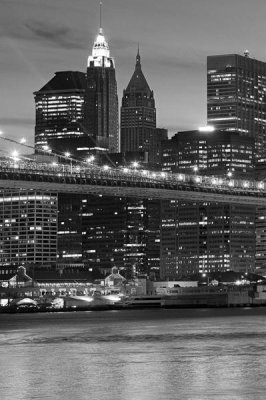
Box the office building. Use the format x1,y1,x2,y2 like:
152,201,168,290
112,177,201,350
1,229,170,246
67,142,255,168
34,71,86,153
160,129,256,279
162,129,255,178
0,190,57,269
84,25,119,153
207,53,266,161
121,51,167,165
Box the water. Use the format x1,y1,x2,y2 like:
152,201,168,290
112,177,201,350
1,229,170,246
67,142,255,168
1,308,266,400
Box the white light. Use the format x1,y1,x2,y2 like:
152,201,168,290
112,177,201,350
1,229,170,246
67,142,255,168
243,181,249,188
141,170,148,175
211,178,218,185
178,174,184,181
228,180,234,187
52,162,58,167
12,150,19,158
195,176,201,183
132,161,139,168
20,138,26,144
103,165,109,171
123,167,129,173
65,152,70,158
161,172,166,178
227,171,233,178
258,182,264,189
193,166,199,172
152,172,157,178
198,125,215,132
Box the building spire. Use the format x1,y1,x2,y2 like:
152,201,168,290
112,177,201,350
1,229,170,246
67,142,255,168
136,44,141,67
99,2,103,34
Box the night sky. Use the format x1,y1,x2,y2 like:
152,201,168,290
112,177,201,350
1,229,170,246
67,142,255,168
1,0,266,154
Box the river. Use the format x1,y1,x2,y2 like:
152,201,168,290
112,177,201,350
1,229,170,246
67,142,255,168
1,308,266,400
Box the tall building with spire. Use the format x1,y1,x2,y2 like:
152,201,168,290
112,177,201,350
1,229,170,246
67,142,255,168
121,51,166,165
84,15,119,153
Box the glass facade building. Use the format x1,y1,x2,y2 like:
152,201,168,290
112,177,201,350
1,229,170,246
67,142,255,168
207,54,266,162
160,129,256,279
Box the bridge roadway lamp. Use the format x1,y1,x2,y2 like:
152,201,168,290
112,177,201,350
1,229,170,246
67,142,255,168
11,150,19,162
64,152,72,174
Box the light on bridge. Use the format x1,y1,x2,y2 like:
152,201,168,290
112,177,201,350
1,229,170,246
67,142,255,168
228,180,234,187
194,176,201,183
103,165,110,171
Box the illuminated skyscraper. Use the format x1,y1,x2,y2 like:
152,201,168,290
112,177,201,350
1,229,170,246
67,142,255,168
34,71,86,152
84,23,119,153
207,53,266,161
160,129,256,279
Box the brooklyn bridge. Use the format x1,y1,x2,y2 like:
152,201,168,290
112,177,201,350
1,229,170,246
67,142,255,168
0,158,265,206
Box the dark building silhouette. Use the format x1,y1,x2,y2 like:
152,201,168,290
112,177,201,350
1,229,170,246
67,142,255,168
121,51,167,166
207,53,266,162
84,26,119,153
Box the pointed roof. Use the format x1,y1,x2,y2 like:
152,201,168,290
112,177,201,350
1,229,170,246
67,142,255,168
126,51,151,93
36,71,86,93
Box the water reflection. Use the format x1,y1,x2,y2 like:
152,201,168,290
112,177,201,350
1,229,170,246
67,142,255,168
1,309,266,400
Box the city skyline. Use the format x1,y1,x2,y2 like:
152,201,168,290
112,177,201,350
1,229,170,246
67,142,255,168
2,0,266,153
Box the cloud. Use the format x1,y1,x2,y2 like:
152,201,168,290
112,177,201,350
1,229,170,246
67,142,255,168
24,21,85,49
0,117,34,127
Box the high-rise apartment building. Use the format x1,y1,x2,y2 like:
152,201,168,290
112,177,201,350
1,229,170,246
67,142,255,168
34,71,86,152
207,53,266,161
0,190,57,268
121,51,167,165
84,26,119,153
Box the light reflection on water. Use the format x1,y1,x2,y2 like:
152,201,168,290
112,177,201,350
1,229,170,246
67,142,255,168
1,308,266,400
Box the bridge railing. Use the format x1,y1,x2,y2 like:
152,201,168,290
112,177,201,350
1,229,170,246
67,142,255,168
0,159,265,195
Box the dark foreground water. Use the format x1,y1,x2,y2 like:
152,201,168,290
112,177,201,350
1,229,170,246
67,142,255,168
1,308,266,400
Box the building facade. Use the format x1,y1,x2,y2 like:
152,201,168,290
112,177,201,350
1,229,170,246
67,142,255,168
207,53,266,162
34,71,86,153
0,190,57,269
160,129,256,279
84,26,119,153
121,51,167,166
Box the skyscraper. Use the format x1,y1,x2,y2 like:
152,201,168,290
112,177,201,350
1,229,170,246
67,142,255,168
160,129,256,279
34,71,86,152
121,51,166,165
207,53,266,161
84,24,119,153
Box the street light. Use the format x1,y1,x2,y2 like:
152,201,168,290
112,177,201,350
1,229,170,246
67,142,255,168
64,152,72,174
